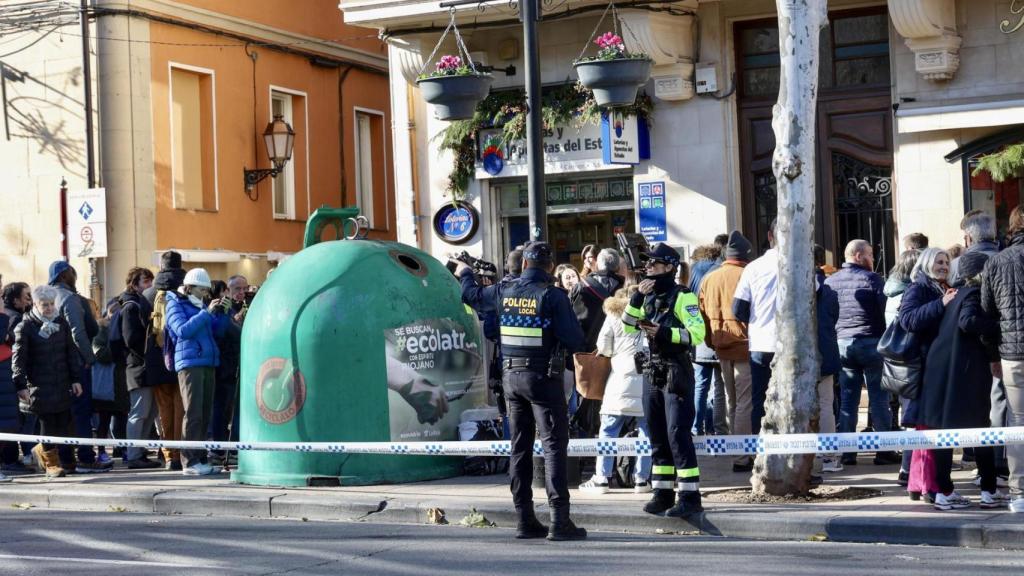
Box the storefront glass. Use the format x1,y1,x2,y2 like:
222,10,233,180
495,174,635,268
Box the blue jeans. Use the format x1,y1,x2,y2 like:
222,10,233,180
60,366,96,465
596,414,652,482
750,352,774,435
693,363,719,435
837,337,892,436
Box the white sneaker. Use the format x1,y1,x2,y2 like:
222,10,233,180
980,490,1011,509
821,458,843,473
579,476,610,494
633,481,653,494
182,463,222,476
1009,497,1024,513
0,472,11,483
933,491,971,511
20,454,33,468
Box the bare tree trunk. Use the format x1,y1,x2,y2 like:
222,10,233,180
750,0,828,497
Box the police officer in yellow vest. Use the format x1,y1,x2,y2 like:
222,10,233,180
623,243,707,518
457,241,586,541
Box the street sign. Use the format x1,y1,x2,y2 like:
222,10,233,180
637,181,667,243
66,188,107,258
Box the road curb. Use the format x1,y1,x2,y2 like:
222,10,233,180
1,484,1021,549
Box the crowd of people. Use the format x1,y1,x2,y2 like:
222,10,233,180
0,251,251,481
514,205,1024,514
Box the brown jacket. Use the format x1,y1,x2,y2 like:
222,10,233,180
698,261,749,361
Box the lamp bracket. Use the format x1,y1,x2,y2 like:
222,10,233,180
243,167,280,191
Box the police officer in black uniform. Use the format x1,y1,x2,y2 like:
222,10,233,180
622,243,707,519
458,242,586,541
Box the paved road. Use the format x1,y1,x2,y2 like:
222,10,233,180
1,509,1022,575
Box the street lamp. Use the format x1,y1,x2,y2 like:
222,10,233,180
243,114,296,190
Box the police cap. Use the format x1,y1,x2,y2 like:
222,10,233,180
640,243,681,267
522,241,553,264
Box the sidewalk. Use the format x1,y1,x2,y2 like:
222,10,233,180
2,452,1022,550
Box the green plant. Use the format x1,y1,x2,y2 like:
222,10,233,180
973,143,1024,183
435,84,653,200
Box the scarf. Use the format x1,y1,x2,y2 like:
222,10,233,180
35,311,60,339
648,271,677,294
178,286,205,309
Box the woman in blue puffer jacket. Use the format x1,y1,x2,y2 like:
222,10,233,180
165,268,226,476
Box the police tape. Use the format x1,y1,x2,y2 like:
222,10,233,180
1,426,1022,458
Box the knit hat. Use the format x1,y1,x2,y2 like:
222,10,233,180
48,260,72,286
958,251,989,281
160,250,183,270
725,230,753,262
183,268,212,289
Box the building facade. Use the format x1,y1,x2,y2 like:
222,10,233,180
340,0,1024,274
0,0,394,299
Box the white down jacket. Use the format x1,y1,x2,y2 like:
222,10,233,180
595,295,647,417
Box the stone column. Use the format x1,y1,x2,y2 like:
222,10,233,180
95,0,157,299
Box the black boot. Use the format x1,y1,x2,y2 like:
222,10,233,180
643,489,675,515
547,506,587,541
664,491,703,519
515,506,548,539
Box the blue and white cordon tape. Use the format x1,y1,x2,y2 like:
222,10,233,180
1,426,1021,458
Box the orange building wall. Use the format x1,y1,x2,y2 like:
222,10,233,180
175,0,385,55
149,10,394,255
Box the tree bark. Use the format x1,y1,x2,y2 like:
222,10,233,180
750,0,828,497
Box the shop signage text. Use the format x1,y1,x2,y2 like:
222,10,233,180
476,115,649,178
432,201,479,245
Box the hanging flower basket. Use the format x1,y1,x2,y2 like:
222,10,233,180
574,31,652,107
417,53,492,121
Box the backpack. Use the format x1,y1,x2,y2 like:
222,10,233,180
107,299,139,364
151,291,168,348
162,324,177,372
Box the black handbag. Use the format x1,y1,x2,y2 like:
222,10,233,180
877,321,923,399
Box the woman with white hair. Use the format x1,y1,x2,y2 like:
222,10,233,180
12,285,82,479
898,247,957,507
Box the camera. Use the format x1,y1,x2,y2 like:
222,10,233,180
616,233,651,274
446,251,499,284
634,350,668,387
219,297,234,314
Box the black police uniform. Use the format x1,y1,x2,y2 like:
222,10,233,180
459,242,585,539
622,243,707,518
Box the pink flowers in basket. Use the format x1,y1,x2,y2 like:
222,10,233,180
588,31,643,61
436,54,464,73
595,31,624,51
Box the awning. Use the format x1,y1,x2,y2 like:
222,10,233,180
896,96,1024,134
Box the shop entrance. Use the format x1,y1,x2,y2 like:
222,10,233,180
495,173,635,269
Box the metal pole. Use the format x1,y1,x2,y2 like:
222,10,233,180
81,0,96,189
521,0,546,242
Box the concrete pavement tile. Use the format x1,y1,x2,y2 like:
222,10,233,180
153,490,284,517
702,510,828,540
46,485,161,513
0,484,52,508
826,515,984,548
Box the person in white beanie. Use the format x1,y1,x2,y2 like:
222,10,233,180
164,268,227,476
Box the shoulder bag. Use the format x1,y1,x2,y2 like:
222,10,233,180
877,321,923,399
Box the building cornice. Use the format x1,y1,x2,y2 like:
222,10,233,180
97,0,388,71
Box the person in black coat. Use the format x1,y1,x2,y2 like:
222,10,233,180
1,282,31,473
12,286,82,478
921,252,1007,509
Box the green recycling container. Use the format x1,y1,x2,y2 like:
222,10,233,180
231,207,487,486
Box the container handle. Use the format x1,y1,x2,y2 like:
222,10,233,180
303,205,362,248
